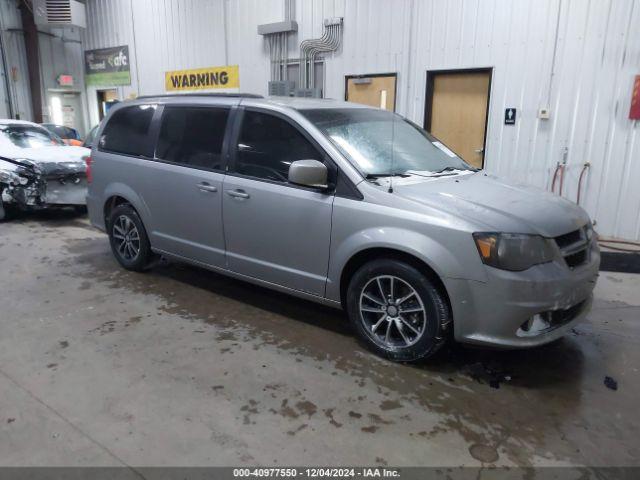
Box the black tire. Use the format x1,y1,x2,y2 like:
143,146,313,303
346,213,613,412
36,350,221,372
0,196,7,221
107,204,153,272
0,196,17,221
346,258,450,362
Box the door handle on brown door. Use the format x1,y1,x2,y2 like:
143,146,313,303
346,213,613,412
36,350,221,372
197,182,218,193
475,148,484,154
226,189,250,199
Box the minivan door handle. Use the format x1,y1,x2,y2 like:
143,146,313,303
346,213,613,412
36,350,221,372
226,189,250,199
197,182,218,193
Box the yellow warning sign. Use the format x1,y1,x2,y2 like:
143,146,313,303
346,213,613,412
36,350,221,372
165,65,239,92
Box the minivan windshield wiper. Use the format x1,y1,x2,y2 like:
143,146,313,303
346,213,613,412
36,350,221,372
432,166,467,174
365,173,410,179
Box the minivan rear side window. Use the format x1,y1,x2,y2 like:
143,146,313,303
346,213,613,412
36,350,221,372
99,105,156,157
156,106,230,170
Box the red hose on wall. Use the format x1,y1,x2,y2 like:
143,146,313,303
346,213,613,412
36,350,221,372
576,163,590,205
551,164,561,194
551,163,565,195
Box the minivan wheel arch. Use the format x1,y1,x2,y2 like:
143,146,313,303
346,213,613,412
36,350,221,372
339,248,452,322
104,195,133,226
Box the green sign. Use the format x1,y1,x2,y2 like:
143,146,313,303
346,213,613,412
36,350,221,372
84,46,131,86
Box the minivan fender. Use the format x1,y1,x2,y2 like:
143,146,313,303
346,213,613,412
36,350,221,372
325,227,487,302
103,182,153,230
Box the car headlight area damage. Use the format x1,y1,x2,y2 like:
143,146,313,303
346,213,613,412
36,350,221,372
0,155,88,220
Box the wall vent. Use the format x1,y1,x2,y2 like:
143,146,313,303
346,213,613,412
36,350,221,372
34,0,87,28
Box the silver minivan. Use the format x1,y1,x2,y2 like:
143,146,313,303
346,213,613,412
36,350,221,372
87,94,599,361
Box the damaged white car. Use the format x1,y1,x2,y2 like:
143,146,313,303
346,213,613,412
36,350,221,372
0,120,89,220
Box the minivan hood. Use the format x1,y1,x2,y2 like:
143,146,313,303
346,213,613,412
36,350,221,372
389,172,590,238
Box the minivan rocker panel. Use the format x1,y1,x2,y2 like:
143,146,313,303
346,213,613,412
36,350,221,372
87,95,599,362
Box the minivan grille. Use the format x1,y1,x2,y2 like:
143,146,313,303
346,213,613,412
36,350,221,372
554,228,589,269
555,229,582,249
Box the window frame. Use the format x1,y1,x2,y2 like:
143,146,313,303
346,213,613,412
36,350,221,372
152,104,234,173
227,106,338,192
97,104,161,159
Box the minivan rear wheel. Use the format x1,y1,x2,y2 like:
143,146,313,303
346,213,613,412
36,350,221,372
346,259,450,362
108,204,152,272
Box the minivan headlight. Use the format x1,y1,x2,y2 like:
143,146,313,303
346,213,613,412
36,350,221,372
473,232,556,271
584,222,594,242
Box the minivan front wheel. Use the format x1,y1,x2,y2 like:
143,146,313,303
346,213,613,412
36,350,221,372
346,259,450,362
108,204,152,272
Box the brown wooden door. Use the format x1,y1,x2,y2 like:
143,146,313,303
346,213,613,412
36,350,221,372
346,74,396,111
426,70,491,168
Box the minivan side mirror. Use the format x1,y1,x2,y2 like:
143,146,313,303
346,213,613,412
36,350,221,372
288,160,329,189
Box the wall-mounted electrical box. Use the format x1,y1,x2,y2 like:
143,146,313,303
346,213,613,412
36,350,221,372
268,81,295,97
324,17,344,27
538,107,550,119
295,88,322,98
258,21,298,35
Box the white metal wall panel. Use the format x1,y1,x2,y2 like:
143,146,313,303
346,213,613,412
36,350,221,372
81,0,139,126
0,0,33,121
80,0,640,240
226,0,282,94
130,0,228,94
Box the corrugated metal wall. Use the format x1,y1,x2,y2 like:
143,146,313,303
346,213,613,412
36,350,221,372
80,0,640,240
0,0,88,130
81,0,138,126
38,24,88,133
0,0,32,121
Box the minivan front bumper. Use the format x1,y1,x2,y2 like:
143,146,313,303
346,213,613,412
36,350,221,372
444,243,600,348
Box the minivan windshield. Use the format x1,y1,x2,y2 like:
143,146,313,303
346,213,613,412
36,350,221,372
300,108,473,177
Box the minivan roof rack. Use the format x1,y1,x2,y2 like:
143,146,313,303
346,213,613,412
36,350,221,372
136,93,264,100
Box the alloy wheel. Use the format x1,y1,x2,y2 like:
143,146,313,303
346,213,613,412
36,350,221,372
358,275,427,349
112,215,141,261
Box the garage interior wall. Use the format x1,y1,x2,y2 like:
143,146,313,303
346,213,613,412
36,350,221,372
0,0,89,132
80,0,639,241
37,25,89,134
0,0,33,121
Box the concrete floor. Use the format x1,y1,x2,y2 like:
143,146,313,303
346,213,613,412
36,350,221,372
0,211,639,468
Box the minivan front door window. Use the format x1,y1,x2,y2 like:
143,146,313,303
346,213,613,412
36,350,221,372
235,110,324,182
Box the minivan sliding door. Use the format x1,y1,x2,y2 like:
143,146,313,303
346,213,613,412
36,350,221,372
139,104,232,267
